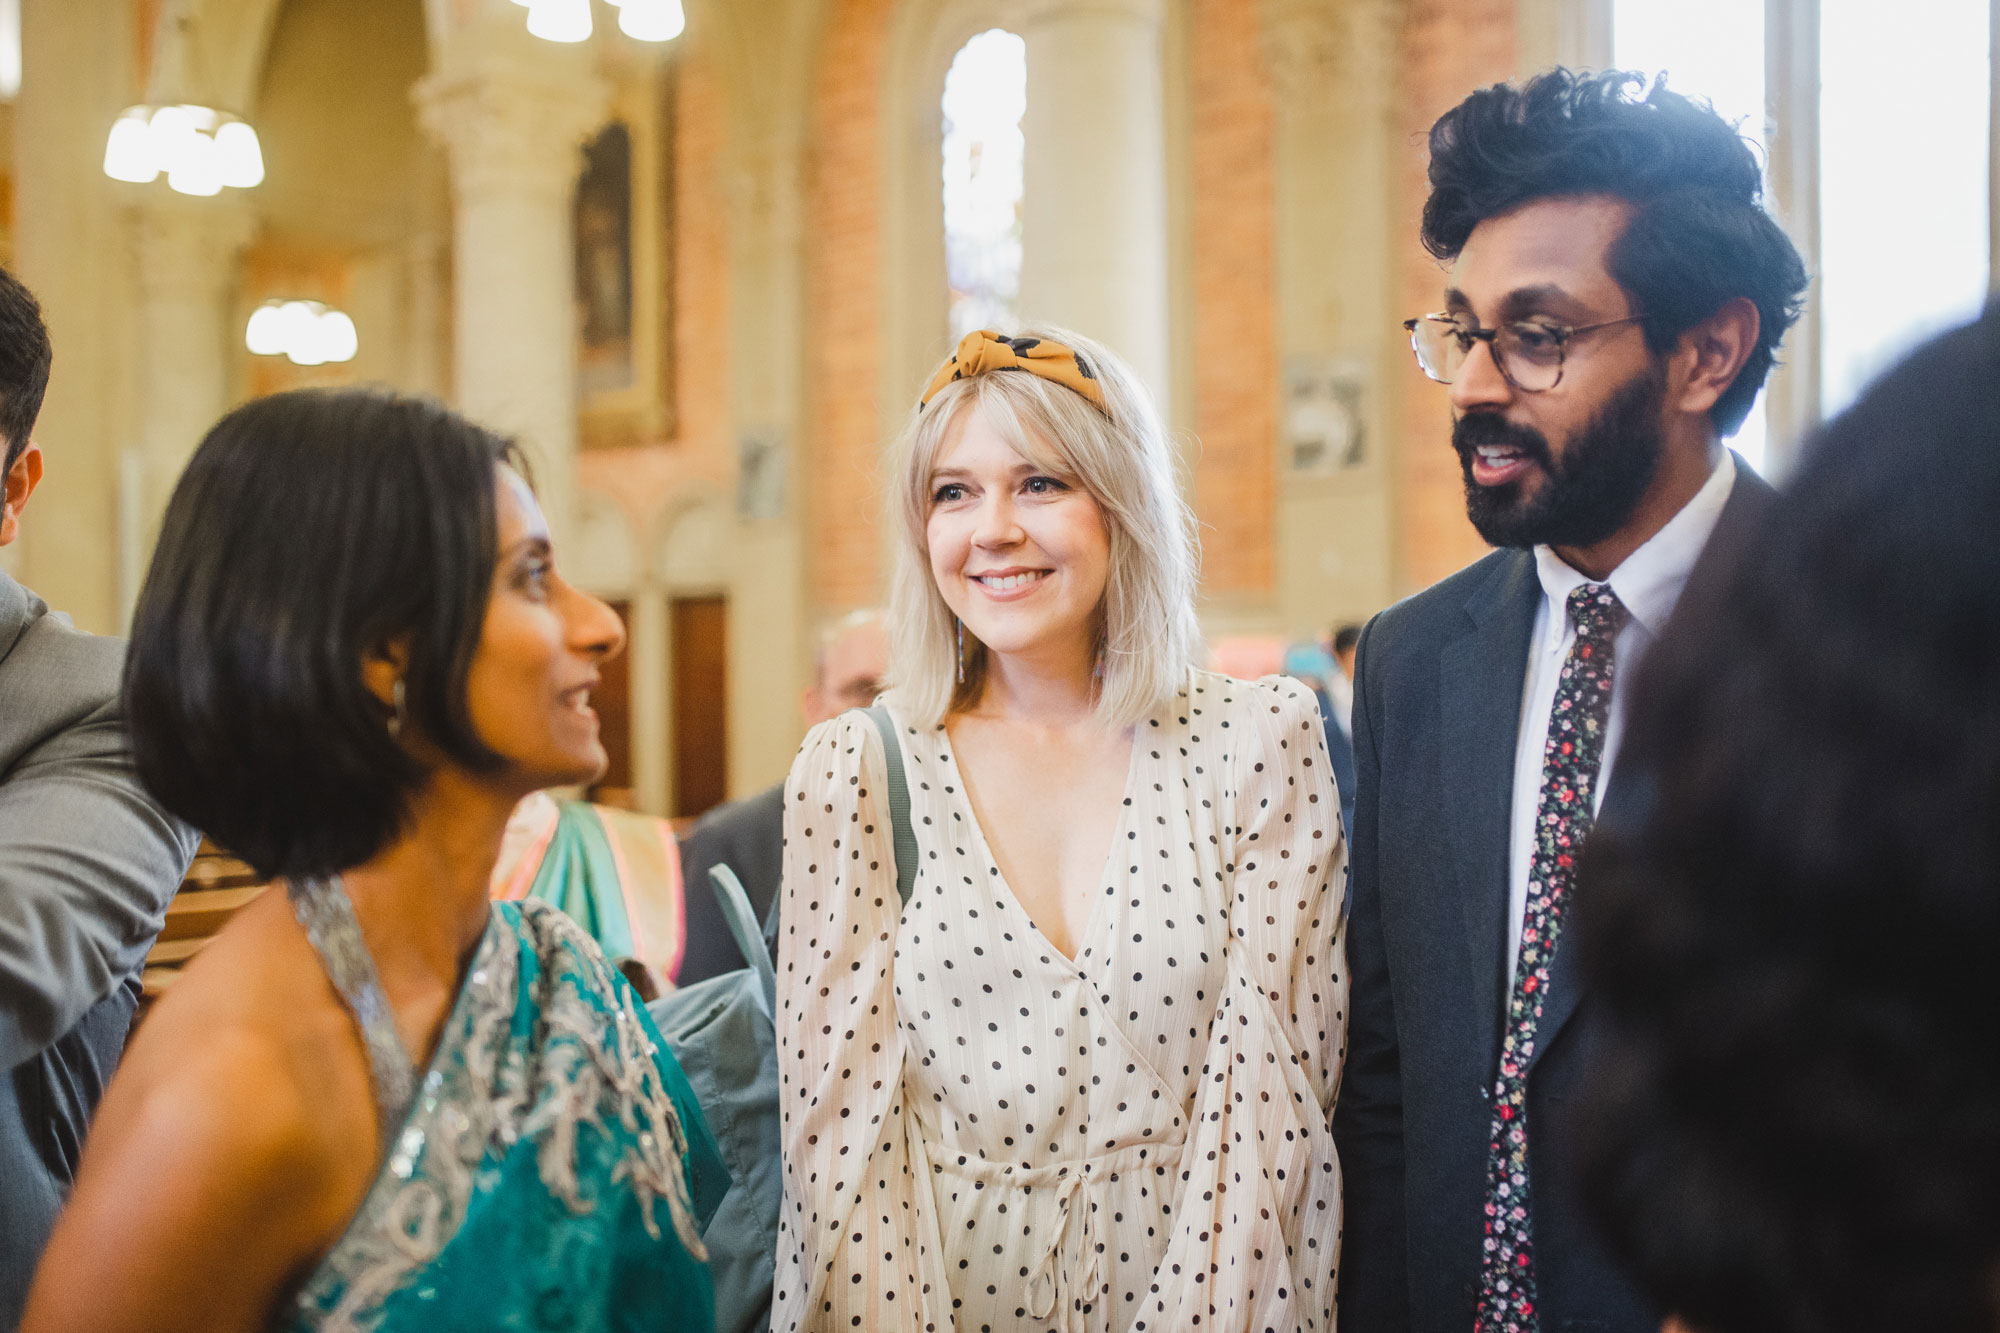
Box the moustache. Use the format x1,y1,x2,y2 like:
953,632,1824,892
1452,413,1553,469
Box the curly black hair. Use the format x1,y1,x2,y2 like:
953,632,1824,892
1574,307,2000,1333
1422,69,1809,436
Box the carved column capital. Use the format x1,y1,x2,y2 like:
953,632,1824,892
133,194,256,302
414,40,612,202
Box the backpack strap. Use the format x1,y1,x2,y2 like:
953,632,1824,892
705,863,776,1017
863,705,918,908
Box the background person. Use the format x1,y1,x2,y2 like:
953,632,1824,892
1334,69,1809,1333
677,608,886,984
0,266,196,1329
24,390,723,1333
771,329,1347,1332
1576,308,2000,1333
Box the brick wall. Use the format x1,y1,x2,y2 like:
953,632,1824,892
1190,0,1277,600
1394,0,1516,593
805,0,896,613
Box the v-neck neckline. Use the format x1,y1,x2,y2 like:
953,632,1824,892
929,715,1145,968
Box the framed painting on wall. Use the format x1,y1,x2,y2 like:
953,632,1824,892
577,56,679,450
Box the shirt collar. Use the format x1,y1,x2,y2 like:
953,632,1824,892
1533,449,1738,644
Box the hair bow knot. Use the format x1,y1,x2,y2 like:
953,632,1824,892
919,330,1106,413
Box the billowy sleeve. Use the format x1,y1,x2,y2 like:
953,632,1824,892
769,713,936,1333
1150,676,1348,1331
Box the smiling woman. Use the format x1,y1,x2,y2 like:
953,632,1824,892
22,390,724,1333
771,329,1350,1333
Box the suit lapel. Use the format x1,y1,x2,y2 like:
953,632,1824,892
1437,552,1541,1068
0,570,36,664
1529,455,1778,1071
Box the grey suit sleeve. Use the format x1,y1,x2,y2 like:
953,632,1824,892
1331,616,1410,1330
0,695,196,1068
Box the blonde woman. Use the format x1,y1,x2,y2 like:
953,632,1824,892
772,329,1347,1333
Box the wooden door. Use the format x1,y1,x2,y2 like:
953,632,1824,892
590,600,634,807
671,595,728,817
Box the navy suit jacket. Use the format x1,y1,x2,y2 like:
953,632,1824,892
1332,460,1774,1333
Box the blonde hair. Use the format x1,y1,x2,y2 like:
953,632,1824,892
886,325,1200,729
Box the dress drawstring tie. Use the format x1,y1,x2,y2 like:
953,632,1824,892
1026,1172,1102,1332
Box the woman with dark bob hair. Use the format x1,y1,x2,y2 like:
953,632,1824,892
24,389,724,1332
1575,305,2000,1333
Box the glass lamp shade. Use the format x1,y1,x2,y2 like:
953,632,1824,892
526,0,592,43
245,303,288,356
618,0,685,41
215,120,265,188
167,131,224,197
316,311,360,364
103,112,159,183
146,105,201,177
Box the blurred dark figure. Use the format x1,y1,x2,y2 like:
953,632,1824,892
1331,622,1362,684
1577,306,2000,1333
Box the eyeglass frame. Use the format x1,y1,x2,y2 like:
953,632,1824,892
1402,312,1648,393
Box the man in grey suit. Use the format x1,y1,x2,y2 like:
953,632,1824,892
1333,71,1809,1333
0,267,197,1326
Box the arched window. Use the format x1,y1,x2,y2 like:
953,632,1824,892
942,28,1026,340
1613,0,1992,469
1613,0,1770,469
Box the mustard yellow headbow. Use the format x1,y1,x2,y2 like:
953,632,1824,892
918,330,1107,414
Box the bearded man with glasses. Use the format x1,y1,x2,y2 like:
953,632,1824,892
1333,69,1808,1333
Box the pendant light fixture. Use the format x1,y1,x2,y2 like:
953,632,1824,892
246,300,359,366
520,0,685,44
102,13,265,196
103,103,265,195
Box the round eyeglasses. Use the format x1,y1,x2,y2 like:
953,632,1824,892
1403,313,1646,393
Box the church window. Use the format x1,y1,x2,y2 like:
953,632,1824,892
942,28,1027,341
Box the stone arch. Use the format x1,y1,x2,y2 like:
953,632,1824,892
146,0,446,112
650,482,736,590
567,486,643,594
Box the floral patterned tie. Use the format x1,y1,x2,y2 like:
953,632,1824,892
1475,582,1629,1333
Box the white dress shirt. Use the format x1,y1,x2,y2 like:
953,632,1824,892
1504,451,1738,988
1324,668,1355,741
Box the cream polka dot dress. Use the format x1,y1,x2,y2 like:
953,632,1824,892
771,670,1347,1333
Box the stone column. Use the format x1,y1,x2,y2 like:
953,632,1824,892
1016,0,1172,411
1264,0,1399,627
10,0,139,627
416,25,610,545
134,196,256,534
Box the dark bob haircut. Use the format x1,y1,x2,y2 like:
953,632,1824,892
1422,68,1809,436
125,389,524,881
1575,306,2000,1333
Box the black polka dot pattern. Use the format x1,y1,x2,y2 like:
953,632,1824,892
770,669,1349,1332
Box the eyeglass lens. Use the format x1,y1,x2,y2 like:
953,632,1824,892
1411,319,1564,392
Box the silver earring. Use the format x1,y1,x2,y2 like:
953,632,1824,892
956,617,965,685
388,678,407,738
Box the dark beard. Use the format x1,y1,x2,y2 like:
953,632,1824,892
1454,368,1667,550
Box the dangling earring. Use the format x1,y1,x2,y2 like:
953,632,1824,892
388,678,407,739
955,617,965,685
1092,647,1105,682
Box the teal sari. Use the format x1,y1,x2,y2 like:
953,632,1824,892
493,794,688,991
283,896,724,1331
